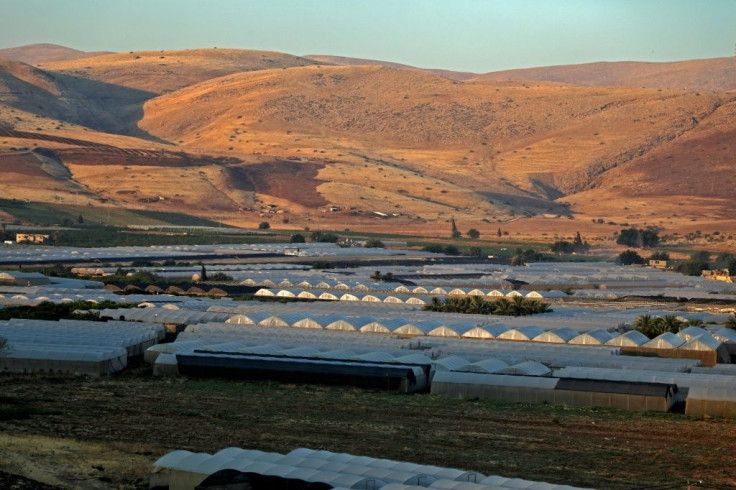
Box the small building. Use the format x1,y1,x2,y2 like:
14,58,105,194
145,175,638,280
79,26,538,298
648,259,669,269
15,233,50,244
702,269,734,283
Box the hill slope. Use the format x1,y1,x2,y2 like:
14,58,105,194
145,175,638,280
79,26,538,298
1,47,735,237
42,48,320,94
0,59,153,137
304,54,476,80
477,57,736,92
137,64,732,231
0,43,110,65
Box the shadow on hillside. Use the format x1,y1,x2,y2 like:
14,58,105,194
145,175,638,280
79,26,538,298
46,72,171,144
479,190,572,217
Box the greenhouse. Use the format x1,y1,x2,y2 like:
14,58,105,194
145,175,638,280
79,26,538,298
568,329,615,345
497,326,545,342
642,332,686,350
152,446,594,490
533,328,578,344
605,330,649,347
0,318,164,375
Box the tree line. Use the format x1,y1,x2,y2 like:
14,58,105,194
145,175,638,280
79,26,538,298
423,295,552,316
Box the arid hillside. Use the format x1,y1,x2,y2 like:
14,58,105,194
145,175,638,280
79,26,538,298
0,58,154,137
304,54,476,80
477,57,736,92
0,45,735,237
41,48,319,94
138,64,733,230
0,43,110,65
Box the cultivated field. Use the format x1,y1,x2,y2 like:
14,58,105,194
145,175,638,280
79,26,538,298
1,366,736,489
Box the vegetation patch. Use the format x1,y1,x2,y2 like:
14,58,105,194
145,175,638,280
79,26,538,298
423,295,552,316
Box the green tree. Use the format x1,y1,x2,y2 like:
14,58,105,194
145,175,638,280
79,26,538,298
617,228,660,248
725,314,736,329
497,227,502,238
509,295,529,317
258,221,270,230
450,217,461,239
617,250,645,265
310,230,339,243
467,228,480,239
467,246,483,257
77,214,84,224
511,248,527,266
200,265,208,281
634,314,659,337
649,251,670,261
690,250,711,262
658,315,684,334
674,260,708,276
290,233,306,243
572,232,590,253
364,239,385,248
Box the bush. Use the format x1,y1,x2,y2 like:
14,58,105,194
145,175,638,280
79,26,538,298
310,231,339,243
674,260,708,276
423,296,552,316
364,239,385,248
467,228,480,239
290,233,306,243
422,244,444,253
617,228,659,248
649,251,670,261
617,250,645,265
258,221,270,230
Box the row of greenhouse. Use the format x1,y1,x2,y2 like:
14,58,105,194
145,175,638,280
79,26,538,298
251,285,568,299
152,446,591,490
146,323,736,416
99,306,735,359
0,318,165,375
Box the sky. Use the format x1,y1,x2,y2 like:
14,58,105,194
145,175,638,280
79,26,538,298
1,0,734,73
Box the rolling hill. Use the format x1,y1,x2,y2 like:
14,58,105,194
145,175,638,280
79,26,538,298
304,54,476,80
0,43,111,65
41,48,320,94
0,45,734,239
476,57,736,92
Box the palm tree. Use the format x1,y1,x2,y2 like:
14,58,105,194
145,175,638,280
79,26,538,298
725,314,736,329
634,314,658,338
424,297,443,312
469,295,490,314
493,298,512,316
658,315,684,334
509,295,528,317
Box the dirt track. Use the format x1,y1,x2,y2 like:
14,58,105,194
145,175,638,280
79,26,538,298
1,364,735,489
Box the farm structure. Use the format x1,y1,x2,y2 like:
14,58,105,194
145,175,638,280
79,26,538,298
151,447,592,490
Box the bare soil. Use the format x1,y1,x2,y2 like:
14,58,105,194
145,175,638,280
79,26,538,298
1,363,735,489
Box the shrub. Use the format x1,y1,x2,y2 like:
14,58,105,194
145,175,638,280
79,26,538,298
617,250,645,265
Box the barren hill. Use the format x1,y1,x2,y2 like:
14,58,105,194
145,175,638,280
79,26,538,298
477,57,736,92
304,54,476,80
137,64,733,232
0,59,153,137
41,48,319,94
0,43,110,65
1,47,735,237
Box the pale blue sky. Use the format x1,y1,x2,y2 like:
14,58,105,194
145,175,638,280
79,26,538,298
1,0,733,72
